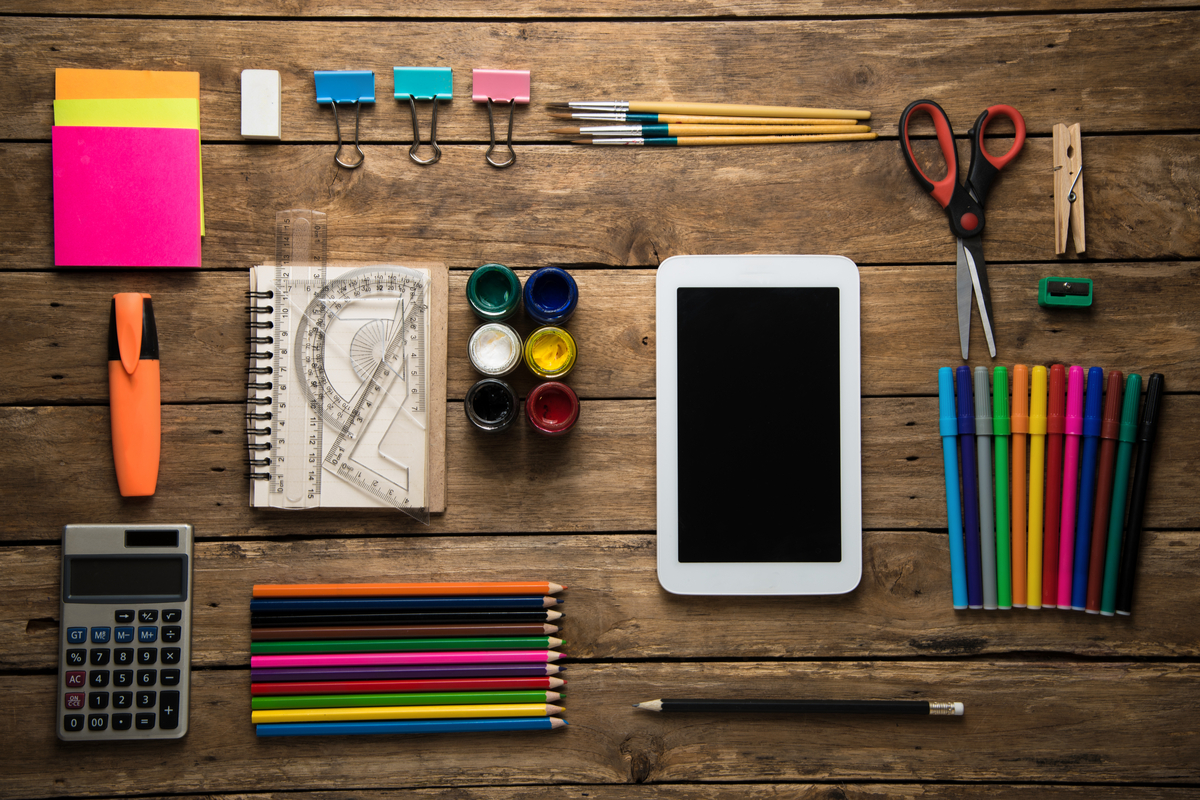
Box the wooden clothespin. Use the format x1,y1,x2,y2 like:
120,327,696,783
1053,123,1085,255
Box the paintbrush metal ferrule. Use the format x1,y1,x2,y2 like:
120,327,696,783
572,138,646,145
548,102,631,112
548,112,631,121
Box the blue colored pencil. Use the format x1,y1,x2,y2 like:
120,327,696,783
256,716,567,736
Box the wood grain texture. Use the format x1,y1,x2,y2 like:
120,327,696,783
4,534,1198,670
3,662,1198,796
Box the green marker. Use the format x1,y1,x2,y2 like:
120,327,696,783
252,690,557,710
992,366,1013,609
251,636,562,655
1100,373,1142,616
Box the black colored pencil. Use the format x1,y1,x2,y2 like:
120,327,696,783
634,699,964,715
250,610,563,627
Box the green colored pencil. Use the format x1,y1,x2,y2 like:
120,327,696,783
252,690,561,710
993,366,1013,609
250,636,563,655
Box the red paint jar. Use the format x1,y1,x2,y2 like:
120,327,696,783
525,381,580,436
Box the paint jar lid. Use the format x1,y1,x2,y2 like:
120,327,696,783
523,267,578,325
466,263,522,321
468,322,522,377
526,381,580,436
524,326,577,379
464,378,520,433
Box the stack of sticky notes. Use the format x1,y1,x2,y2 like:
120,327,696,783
52,68,204,267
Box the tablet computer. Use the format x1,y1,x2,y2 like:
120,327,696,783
655,254,862,595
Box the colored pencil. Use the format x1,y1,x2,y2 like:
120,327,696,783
555,123,872,137
572,133,878,146
250,663,563,682
1085,371,1125,613
1056,366,1086,608
252,581,565,598
1115,373,1165,615
550,111,860,125
1039,364,1067,609
250,596,559,612
251,650,563,669
548,100,872,121
249,610,563,627
634,699,963,716
251,703,563,724
252,690,561,710
1009,365,1030,607
1070,367,1106,609
1026,366,1049,605
937,368,968,609
251,636,563,655
955,366,984,609
1100,373,1143,615
252,623,559,641
992,367,1013,609
252,676,566,696
256,717,568,736
974,367,998,610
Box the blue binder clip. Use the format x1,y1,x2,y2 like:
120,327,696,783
394,67,452,165
314,70,375,169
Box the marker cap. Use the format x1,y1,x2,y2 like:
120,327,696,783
1028,366,1048,435
992,366,1010,435
1138,373,1165,443
955,366,975,436
938,367,958,438
973,367,992,430
1118,374,1143,443
1010,365,1029,434
1083,367,1105,437
1046,364,1067,435
1064,366,1085,436
1100,371,1124,440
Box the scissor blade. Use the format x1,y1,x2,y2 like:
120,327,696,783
962,236,997,358
957,238,972,360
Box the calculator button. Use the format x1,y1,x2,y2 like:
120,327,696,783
89,670,110,688
63,714,84,732
136,690,156,708
162,609,182,623
65,671,86,687
160,691,180,730
162,626,182,643
87,714,109,732
160,669,181,687
90,649,111,666
138,610,159,623
114,648,134,666
138,648,158,665
114,691,133,709
64,692,85,710
90,627,111,644
114,627,135,643
115,610,135,623
161,648,181,665
114,670,133,688
135,713,156,730
138,627,158,643
66,649,86,667
89,692,109,710
112,713,133,731
67,628,87,644
137,669,157,686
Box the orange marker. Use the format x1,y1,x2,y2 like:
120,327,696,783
1009,365,1029,607
108,293,160,496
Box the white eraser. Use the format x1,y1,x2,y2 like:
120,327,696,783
953,702,965,716
241,69,281,139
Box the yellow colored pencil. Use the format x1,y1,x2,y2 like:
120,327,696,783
251,702,564,724
1026,366,1049,608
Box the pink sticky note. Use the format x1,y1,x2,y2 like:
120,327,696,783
53,126,201,267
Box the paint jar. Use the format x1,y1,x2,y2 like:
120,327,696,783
466,262,522,321
464,378,520,433
526,381,580,436
467,322,522,377
523,266,578,325
524,326,577,379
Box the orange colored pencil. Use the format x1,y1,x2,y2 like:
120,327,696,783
1009,365,1030,607
253,582,566,598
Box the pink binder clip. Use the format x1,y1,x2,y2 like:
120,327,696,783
472,69,530,168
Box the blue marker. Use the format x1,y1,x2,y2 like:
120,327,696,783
1071,367,1105,609
938,368,968,609
956,366,983,608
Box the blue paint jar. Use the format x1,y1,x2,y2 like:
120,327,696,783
522,267,578,325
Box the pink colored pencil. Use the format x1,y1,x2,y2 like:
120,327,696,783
251,650,564,669
1057,367,1085,608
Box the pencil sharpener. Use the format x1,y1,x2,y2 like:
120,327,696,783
1038,277,1093,308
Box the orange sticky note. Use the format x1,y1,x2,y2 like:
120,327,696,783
55,68,199,100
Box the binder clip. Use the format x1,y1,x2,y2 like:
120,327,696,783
394,67,452,165
314,70,375,169
1053,122,1086,255
472,69,530,168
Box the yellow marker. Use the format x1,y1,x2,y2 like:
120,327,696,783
251,703,562,724
1026,366,1048,608
524,326,577,379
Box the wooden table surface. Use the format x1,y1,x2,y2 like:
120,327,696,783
3,2,1200,798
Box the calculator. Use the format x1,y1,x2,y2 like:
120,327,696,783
58,524,193,741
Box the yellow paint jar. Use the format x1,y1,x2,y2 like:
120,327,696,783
523,326,577,379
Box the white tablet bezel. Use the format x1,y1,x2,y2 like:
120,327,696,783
655,254,862,595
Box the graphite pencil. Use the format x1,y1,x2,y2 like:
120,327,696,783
634,699,963,715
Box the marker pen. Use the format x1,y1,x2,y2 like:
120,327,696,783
1040,364,1066,609
1055,366,1085,609
1100,373,1141,616
1026,366,1048,607
1009,365,1029,607
955,366,983,609
108,292,160,497
1115,373,1165,616
1070,367,1105,610
1085,371,1124,613
938,368,969,610
973,367,997,610
992,366,1012,609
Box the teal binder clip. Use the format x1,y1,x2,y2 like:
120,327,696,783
314,70,375,169
394,67,452,165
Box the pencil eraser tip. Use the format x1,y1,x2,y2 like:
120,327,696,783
952,702,965,716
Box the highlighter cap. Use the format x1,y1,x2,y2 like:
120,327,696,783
1028,366,1048,435
938,367,958,437
1118,373,1143,443
1083,367,1105,437
973,367,992,430
1010,365,1029,433
1046,364,1067,435
1100,371,1124,440
955,366,975,435
1138,373,1165,443
992,366,1010,435
1064,365,1085,435
108,294,159,364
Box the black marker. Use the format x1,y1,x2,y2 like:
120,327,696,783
1115,373,1165,615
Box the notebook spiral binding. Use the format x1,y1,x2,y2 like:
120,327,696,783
246,289,276,481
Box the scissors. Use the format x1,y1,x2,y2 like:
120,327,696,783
899,100,1026,359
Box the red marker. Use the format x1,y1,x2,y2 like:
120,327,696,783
1040,364,1067,608
108,293,160,496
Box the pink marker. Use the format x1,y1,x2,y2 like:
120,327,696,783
251,650,563,669
1057,366,1085,608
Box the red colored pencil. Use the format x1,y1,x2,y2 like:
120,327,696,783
252,676,565,696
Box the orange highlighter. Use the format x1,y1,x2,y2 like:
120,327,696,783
108,293,160,496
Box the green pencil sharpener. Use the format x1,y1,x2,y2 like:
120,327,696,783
1038,276,1093,308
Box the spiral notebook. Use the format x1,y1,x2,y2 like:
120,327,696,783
246,261,447,521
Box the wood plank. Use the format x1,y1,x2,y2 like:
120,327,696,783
4,532,1198,669
49,789,1200,800
3,262,1199,405
0,396,1195,537
2,661,1198,795
4,15,1200,142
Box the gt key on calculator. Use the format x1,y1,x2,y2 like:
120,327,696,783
58,524,193,741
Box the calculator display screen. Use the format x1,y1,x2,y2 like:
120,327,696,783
65,556,188,601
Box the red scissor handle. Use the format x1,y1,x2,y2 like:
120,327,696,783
899,100,959,210
966,104,1026,202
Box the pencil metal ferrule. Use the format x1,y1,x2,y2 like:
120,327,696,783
928,701,964,716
